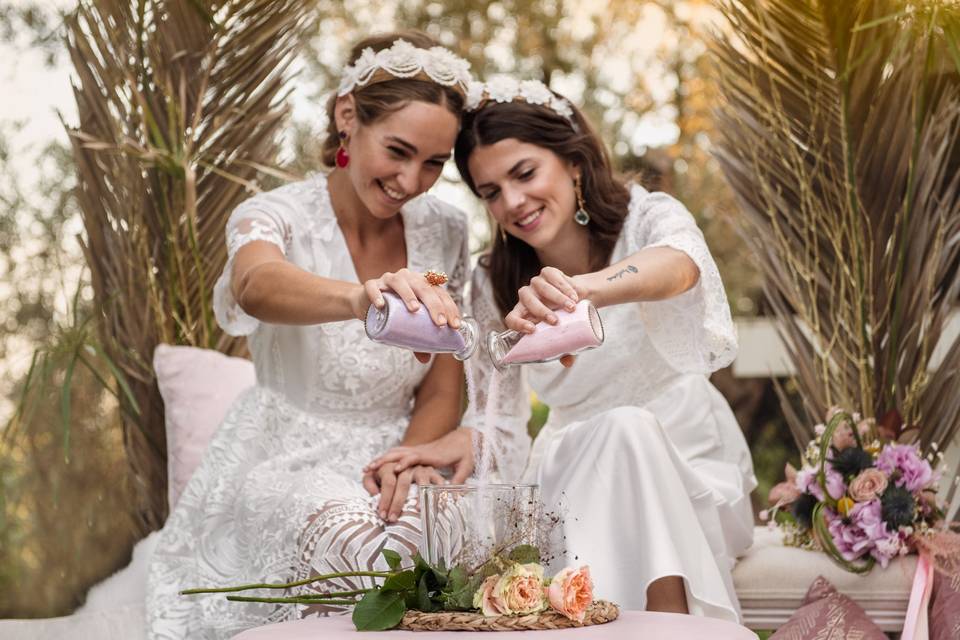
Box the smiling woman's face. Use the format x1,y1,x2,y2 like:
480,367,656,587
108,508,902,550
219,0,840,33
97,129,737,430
342,100,459,218
467,138,581,250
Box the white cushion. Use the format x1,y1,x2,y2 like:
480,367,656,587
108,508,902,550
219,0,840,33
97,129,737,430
0,603,145,640
733,525,915,631
153,344,255,510
77,532,159,613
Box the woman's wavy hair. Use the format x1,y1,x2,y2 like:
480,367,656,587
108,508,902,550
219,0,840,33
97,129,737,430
454,97,631,316
320,31,465,167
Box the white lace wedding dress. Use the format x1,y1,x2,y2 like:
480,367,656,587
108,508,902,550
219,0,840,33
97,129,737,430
145,173,469,640
465,184,757,623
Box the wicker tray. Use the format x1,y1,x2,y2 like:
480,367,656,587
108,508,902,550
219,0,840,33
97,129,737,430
397,600,620,631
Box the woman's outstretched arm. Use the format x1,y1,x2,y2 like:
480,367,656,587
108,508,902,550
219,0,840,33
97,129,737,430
231,240,463,328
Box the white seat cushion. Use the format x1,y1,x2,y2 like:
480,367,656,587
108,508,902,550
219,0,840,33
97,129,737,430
733,525,915,631
0,603,145,640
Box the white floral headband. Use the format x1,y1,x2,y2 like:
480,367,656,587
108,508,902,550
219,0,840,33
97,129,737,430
465,76,579,131
337,39,473,97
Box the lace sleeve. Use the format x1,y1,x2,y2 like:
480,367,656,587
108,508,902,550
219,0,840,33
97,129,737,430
625,186,738,373
444,211,470,311
212,195,295,336
461,266,531,483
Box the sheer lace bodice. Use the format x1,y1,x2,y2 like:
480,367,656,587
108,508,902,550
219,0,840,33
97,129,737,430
211,173,468,418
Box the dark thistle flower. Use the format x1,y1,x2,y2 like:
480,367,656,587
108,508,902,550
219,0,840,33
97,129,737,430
881,486,916,529
830,447,873,478
791,492,818,529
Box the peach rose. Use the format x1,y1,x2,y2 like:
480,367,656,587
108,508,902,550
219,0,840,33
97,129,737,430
547,566,593,623
494,563,546,615
848,468,888,502
473,575,508,616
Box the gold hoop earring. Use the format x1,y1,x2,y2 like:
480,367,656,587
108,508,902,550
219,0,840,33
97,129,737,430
574,175,590,226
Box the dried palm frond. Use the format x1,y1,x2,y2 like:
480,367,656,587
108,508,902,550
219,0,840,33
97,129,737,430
712,0,960,451
64,0,315,530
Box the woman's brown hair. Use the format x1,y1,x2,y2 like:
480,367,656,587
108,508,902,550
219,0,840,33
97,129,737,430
321,31,466,167
454,97,631,316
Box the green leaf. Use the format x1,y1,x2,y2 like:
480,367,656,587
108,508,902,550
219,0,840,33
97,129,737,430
381,570,416,593
352,589,406,631
60,349,79,460
413,553,433,576
478,556,509,579
381,549,402,571
774,509,798,527
412,553,447,589
416,572,437,612
87,342,140,416
446,565,468,592
442,570,482,611
507,544,541,565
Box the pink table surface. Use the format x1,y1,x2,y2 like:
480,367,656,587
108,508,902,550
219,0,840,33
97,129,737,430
231,611,758,639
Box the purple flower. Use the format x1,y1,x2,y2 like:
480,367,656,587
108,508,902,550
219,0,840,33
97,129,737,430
876,444,934,493
871,527,909,569
797,466,846,501
795,467,816,492
827,499,888,561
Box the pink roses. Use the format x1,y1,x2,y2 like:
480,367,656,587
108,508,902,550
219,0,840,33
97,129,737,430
848,468,888,502
473,563,546,616
547,566,594,622
473,563,594,621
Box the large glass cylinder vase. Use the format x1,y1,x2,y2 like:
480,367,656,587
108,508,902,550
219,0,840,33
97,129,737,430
419,484,541,569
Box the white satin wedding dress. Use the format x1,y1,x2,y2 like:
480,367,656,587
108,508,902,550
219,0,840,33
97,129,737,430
464,184,757,623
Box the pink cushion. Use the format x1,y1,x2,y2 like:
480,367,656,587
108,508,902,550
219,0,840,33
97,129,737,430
931,570,960,640
154,344,255,510
770,576,885,639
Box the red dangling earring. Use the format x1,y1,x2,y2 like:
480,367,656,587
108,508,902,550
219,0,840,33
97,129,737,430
336,131,350,168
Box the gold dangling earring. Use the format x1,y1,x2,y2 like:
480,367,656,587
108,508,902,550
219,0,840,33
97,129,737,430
498,224,507,243
574,175,590,226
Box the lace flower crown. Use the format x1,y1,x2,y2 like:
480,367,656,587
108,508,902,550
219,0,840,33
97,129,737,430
337,39,473,97
465,76,578,130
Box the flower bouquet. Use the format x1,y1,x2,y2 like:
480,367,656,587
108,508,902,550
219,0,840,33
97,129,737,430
763,407,953,573
181,545,618,631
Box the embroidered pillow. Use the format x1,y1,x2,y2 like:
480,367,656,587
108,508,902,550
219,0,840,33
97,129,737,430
931,569,960,640
154,344,255,510
769,575,886,639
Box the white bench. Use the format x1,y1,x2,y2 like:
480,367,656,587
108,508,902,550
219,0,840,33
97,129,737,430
733,526,916,632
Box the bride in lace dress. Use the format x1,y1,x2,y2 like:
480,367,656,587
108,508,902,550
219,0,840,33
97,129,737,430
146,33,476,640
368,79,757,623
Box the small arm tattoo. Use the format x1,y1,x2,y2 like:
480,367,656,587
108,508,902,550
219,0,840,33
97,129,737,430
606,264,638,281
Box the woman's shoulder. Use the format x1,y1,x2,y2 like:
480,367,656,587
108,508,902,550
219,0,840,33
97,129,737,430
240,172,329,210
230,173,334,232
626,182,688,217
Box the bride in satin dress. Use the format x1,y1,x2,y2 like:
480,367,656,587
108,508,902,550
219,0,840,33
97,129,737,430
367,77,757,623
146,32,477,639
